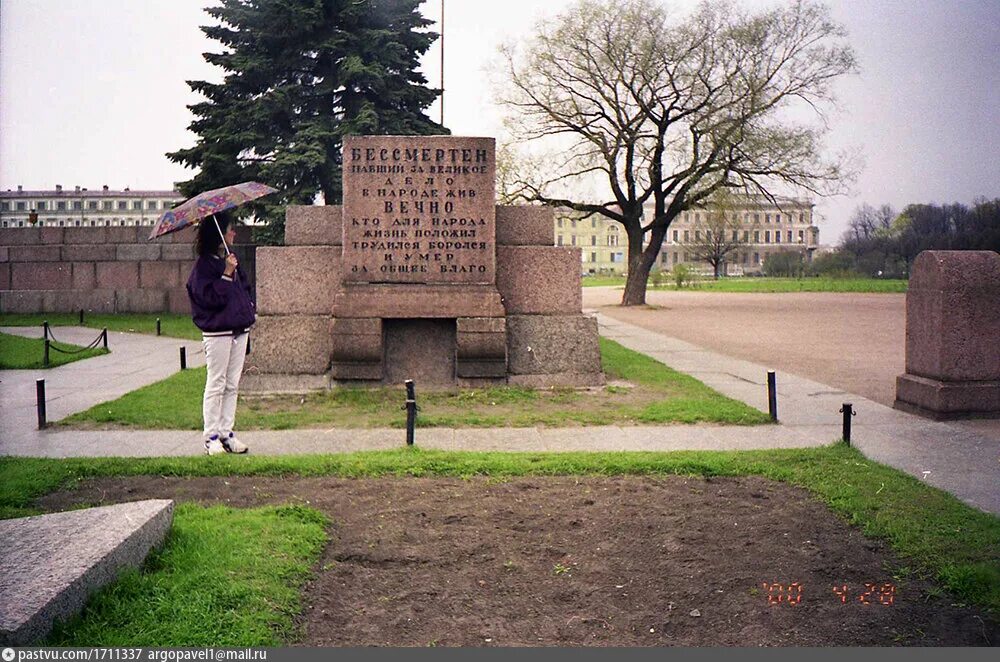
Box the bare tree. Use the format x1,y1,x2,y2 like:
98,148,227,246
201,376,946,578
680,192,750,279
496,0,857,304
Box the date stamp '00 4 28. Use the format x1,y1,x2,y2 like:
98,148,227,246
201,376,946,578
762,582,897,606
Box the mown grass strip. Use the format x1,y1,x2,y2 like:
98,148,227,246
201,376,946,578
0,331,109,369
60,337,770,429
2,444,997,614
0,313,200,340
46,503,327,646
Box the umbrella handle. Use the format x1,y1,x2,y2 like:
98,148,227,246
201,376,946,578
212,214,231,256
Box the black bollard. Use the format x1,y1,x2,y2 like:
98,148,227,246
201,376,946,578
36,379,47,429
44,339,50,367
839,403,855,445
156,318,161,336
180,346,187,370
767,370,778,422
102,328,108,350
42,320,49,341
79,309,84,324
405,379,417,446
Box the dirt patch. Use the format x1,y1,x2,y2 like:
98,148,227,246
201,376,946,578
38,476,997,647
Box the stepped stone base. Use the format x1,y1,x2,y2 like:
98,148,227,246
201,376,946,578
895,373,1000,420
0,500,174,646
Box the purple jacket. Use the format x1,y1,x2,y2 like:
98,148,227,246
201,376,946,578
186,254,256,333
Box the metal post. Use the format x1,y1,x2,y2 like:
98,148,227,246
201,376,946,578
405,379,417,446
36,379,47,429
79,309,84,324
180,346,187,370
44,339,50,367
42,320,49,340
102,328,108,350
767,370,777,422
156,318,161,336
839,403,855,445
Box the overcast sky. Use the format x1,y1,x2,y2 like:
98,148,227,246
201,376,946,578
1,0,997,243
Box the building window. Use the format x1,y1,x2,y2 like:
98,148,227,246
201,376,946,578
798,230,804,243
607,235,619,246
105,220,111,226
148,201,158,210
683,230,689,242
1,220,7,227
661,253,669,264
753,252,760,265
58,220,65,227
571,235,577,246
591,219,597,228
799,213,804,223
775,214,781,224
787,230,793,242
743,231,749,242
57,201,67,210
557,235,563,246
570,220,577,229
591,236,597,246
753,213,759,222
732,230,738,241
694,213,701,222
591,252,597,262
695,230,701,241
765,214,770,223
103,201,113,210
75,220,81,226
754,230,760,243
73,201,82,210
557,219,563,228
133,201,143,210
37,201,47,210
0,202,8,211
683,252,688,262
118,201,127,210
764,231,770,243
88,201,98,210
672,230,679,242
672,253,678,265
90,220,96,227
16,202,26,211
775,232,781,243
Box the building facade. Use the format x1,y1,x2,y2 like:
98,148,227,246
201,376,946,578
0,185,182,229
553,196,820,277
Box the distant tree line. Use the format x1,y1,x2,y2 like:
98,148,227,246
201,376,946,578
763,198,1000,278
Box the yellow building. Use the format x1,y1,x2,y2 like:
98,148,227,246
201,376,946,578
554,211,627,275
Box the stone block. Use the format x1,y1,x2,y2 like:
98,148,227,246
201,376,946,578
40,290,116,314
383,318,456,385
64,227,107,244
162,244,196,261
11,263,72,290
903,251,1000,382
71,263,96,290
0,264,10,290
286,205,342,245
506,314,602,377
331,317,383,380
62,244,116,261
0,247,8,262
116,289,168,313
457,316,506,334
167,287,191,315
508,372,605,387
0,228,41,246
495,246,582,314
0,291,43,313
105,226,141,243
8,246,62,262
0,500,173,646
332,284,505,318
116,244,161,261
456,316,507,378
895,373,1000,420
40,228,65,244
256,246,341,315
96,262,140,289
140,261,181,289
243,315,334,375
241,373,331,393
496,205,555,246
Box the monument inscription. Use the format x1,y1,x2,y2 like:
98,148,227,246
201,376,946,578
342,136,496,284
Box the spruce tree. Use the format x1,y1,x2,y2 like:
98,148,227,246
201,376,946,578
168,0,446,243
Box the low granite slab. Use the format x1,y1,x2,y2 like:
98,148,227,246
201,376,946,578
0,499,174,645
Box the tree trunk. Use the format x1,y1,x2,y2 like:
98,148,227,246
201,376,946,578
621,220,667,306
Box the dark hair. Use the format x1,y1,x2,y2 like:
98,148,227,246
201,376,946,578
194,211,233,256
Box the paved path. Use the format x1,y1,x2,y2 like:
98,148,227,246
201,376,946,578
1,321,998,516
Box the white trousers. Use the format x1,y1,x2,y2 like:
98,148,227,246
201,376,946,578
202,332,249,441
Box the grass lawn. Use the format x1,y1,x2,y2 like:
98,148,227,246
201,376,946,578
60,337,770,429
584,276,908,293
2,444,997,626
0,313,200,340
0,331,109,369
46,503,327,646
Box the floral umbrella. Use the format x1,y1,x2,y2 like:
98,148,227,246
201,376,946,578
148,181,277,250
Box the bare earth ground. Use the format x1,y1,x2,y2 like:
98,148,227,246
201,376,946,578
585,288,1000,441
38,476,998,647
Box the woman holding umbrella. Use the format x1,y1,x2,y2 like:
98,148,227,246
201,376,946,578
151,181,275,455
187,211,256,455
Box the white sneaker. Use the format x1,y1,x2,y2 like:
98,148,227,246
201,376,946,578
205,436,226,456
223,432,249,454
